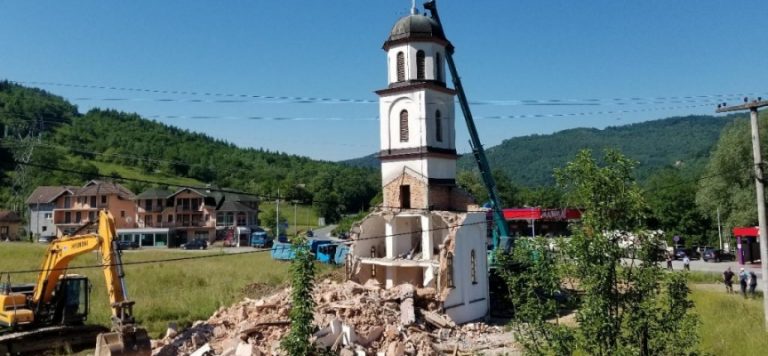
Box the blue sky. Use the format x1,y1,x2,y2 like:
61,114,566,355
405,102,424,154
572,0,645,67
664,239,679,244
2,0,767,161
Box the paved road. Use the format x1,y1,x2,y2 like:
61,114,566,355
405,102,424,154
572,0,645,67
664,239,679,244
657,258,765,292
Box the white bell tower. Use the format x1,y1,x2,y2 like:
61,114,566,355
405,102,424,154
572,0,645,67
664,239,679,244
376,8,459,210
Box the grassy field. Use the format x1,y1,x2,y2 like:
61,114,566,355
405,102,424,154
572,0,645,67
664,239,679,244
691,285,767,356
90,160,204,187
259,201,322,236
0,243,319,337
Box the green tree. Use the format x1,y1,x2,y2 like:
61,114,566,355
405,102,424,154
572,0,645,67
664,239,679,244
645,167,713,246
259,204,288,238
281,235,316,355
555,149,699,355
696,114,766,233
497,237,574,355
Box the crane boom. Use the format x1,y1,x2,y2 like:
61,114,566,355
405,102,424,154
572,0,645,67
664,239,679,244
423,1,511,254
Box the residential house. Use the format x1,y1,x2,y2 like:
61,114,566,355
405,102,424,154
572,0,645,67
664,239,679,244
211,191,260,246
121,187,261,248
0,210,22,241
50,180,136,236
166,188,217,244
26,186,77,240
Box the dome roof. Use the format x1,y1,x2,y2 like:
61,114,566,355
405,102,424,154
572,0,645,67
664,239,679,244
386,14,447,44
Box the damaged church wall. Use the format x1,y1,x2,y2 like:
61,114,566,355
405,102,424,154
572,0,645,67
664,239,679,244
441,212,489,323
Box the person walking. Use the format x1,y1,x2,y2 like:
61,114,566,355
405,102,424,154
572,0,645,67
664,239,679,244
666,254,673,270
749,270,758,298
723,267,735,293
739,268,749,298
682,255,690,271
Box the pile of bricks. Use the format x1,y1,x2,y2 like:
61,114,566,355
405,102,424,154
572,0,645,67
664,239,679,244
150,279,515,356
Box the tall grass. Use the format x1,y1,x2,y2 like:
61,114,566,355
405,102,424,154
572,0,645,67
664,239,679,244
691,287,768,355
0,243,301,337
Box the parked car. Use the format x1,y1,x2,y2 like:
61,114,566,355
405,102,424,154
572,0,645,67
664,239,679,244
182,238,208,250
674,247,699,260
702,248,735,262
306,230,314,238
117,240,139,250
250,231,272,248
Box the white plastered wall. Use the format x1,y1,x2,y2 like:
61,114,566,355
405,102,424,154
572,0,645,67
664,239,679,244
443,212,489,324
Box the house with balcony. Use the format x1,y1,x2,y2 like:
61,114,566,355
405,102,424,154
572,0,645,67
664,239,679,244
211,191,260,246
51,180,136,236
164,188,217,244
27,181,136,237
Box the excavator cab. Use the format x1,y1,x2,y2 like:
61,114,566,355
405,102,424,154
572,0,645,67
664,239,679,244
54,275,90,325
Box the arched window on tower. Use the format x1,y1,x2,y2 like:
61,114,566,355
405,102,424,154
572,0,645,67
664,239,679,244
435,52,442,82
416,50,425,80
435,110,443,142
396,52,405,82
399,110,409,142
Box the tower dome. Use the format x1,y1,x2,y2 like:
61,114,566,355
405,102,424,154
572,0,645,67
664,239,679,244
384,14,450,49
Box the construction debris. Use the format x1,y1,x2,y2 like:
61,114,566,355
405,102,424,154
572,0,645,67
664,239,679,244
151,279,518,355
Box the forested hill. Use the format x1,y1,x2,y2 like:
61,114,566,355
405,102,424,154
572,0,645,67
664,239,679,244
457,116,733,186
342,115,734,186
0,81,379,221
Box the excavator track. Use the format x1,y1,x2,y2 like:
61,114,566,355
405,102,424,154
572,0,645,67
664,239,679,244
0,324,109,355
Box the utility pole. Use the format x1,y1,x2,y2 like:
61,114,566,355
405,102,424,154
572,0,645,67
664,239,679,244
717,206,723,250
276,188,280,240
717,97,768,330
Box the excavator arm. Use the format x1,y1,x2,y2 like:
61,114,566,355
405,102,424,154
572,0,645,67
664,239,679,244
30,211,149,356
32,211,131,320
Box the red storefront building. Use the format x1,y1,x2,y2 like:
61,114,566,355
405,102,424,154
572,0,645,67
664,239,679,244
497,208,582,238
732,226,761,265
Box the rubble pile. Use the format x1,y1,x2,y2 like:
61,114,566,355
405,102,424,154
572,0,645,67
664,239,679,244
151,279,516,355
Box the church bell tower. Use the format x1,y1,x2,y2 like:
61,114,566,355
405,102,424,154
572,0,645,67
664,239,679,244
376,4,463,211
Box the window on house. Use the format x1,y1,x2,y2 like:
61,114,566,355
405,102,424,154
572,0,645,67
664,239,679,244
64,196,71,208
90,196,96,207
101,195,107,204
399,110,409,142
168,215,173,223
416,50,425,79
64,212,71,224
120,210,125,218
157,199,164,208
145,200,153,211
396,52,405,82
446,252,455,288
42,226,47,232
435,52,442,81
400,185,411,209
470,249,477,284
75,212,81,223
156,215,162,224
44,213,52,220
435,110,443,142
89,211,95,222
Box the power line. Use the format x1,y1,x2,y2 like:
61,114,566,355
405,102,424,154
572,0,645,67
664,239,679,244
12,80,768,107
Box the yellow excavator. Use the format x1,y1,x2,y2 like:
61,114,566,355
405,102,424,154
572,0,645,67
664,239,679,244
0,211,151,355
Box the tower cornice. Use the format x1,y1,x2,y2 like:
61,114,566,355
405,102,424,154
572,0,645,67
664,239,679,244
375,81,456,97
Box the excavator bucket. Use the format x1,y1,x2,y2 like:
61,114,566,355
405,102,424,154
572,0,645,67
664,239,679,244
94,327,151,356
